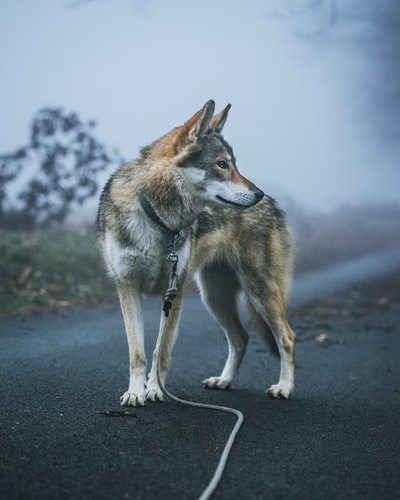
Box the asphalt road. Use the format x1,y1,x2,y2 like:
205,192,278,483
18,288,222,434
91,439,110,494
1,258,400,499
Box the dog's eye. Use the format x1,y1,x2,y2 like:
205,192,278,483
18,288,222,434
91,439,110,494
217,160,228,169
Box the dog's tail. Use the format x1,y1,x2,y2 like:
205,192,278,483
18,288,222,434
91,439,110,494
246,300,279,357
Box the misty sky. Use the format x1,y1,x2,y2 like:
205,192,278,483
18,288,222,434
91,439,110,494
1,0,398,212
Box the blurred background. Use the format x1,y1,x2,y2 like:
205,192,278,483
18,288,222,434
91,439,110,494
1,0,399,315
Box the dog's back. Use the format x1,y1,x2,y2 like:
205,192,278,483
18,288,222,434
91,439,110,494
193,197,293,297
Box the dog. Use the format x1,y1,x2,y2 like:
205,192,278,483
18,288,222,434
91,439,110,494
96,100,295,407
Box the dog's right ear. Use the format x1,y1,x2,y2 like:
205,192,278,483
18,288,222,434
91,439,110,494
181,100,215,143
210,104,231,133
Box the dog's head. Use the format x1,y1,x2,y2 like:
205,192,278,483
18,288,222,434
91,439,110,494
178,100,264,207
146,100,264,208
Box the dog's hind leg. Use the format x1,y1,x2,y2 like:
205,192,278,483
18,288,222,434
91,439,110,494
244,277,295,399
117,286,147,407
266,314,295,399
197,262,249,390
146,289,184,402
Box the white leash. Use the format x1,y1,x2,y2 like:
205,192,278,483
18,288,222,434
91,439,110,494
156,250,244,500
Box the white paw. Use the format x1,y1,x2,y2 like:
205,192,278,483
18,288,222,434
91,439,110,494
120,391,146,407
146,371,165,402
267,383,293,399
146,386,164,402
203,376,231,390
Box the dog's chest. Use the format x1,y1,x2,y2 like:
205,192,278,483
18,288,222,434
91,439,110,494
104,230,191,295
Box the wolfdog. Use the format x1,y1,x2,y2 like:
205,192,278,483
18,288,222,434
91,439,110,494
96,100,295,407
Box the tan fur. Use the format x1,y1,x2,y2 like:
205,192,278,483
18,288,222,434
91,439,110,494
96,100,295,406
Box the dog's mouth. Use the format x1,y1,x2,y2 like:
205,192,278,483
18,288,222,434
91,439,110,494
216,195,249,208
216,193,263,208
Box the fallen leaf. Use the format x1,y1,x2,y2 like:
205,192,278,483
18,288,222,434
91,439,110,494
314,333,329,343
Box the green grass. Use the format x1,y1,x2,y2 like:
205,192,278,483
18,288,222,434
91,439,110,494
0,230,116,317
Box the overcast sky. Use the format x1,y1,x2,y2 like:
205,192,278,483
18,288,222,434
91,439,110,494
1,0,398,212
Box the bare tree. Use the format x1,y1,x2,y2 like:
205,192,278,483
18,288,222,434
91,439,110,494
0,108,121,229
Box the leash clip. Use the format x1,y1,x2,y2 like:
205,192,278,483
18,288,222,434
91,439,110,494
163,250,179,318
167,251,178,263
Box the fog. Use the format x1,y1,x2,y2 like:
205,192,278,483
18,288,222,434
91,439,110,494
1,0,398,212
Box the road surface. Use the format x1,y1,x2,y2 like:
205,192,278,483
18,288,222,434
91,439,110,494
1,252,400,499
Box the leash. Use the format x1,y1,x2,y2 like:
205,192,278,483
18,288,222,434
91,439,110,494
137,189,244,497
156,241,244,500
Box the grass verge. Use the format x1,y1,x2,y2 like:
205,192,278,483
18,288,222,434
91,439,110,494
0,230,116,317
1,202,400,318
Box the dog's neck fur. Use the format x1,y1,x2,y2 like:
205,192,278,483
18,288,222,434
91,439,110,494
137,189,173,232
136,163,206,233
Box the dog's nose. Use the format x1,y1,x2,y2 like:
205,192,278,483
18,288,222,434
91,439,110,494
254,189,264,202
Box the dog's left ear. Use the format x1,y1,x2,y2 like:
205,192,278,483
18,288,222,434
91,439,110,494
189,100,215,140
175,101,215,157
210,104,231,133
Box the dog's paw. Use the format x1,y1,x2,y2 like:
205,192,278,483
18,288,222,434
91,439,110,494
203,376,231,390
146,386,164,403
146,372,165,403
120,391,146,407
267,383,293,399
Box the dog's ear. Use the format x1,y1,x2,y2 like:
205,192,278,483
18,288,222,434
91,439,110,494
210,104,231,133
195,100,215,138
173,101,215,159
181,100,215,143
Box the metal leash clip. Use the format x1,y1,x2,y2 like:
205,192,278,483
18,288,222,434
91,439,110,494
163,251,179,318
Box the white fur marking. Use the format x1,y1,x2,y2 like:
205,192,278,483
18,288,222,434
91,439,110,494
182,167,207,185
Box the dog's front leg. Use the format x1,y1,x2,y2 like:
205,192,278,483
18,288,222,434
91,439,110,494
117,286,147,407
146,290,184,402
